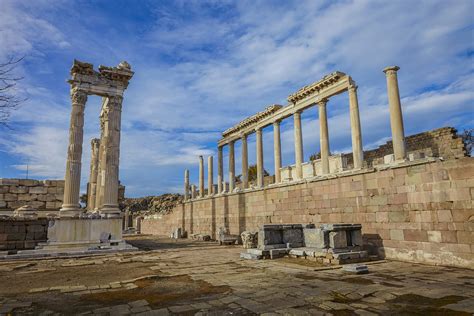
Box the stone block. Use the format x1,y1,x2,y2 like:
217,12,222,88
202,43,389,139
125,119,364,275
342,264,369,274
29,187,48,194
329,231,347,249
240,252,261,260
437,210,453,222
0,179,19,185
282,227,304,247
303,228,327,248
0,186,9,193
270,248,288,259
4,193,17,201
9,186,28,194
427,231,442,243
0,201,6,208
19,179,39,186
390,229,404,241
350,230,363,246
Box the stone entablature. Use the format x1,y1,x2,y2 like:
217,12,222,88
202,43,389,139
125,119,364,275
61,59,133,218
221,104,283,139
287,71,347,104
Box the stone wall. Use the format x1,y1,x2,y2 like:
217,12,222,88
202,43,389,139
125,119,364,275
0,179,64,213
0,219,48,251
344,127,467,168
142,157,474,268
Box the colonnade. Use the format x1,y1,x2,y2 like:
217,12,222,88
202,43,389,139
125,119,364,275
184,66,406,200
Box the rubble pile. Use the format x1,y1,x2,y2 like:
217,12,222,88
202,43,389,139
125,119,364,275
120,194,183,215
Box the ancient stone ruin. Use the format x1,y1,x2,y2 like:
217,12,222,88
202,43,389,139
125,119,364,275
140,66,472,269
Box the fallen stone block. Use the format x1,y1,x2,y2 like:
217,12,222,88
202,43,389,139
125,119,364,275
240,252,262,260
342,264,369,274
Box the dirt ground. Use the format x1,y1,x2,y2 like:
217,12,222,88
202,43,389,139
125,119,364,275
0,235,473,315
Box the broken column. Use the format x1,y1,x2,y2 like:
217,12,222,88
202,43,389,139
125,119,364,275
184,169,189,200
87,138,100,211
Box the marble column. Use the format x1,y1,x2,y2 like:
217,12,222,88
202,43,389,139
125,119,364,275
60,88,88,217
228,141,235,192
241,134,249,189
217,146,223,194
383,66,406,161
199,155,204,198
95,98,107,211
184,169,189,200
318,99,330,175
256,127,264,188
207,156,213,196
273,120,282,183
294,111,304,179
191,185,197,199
87,138,100,211
100,95,123,218
348,83,364,169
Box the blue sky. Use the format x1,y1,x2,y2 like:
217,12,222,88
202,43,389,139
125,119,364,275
0,0,473,197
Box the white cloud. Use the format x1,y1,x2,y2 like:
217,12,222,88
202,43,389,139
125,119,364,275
0,0,472,197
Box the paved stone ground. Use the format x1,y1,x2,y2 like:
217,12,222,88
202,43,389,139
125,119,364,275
0,235,473,315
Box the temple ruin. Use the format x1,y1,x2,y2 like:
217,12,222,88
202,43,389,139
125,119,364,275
184,67,406,198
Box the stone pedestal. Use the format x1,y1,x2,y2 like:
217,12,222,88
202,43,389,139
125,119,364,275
17,218,135,255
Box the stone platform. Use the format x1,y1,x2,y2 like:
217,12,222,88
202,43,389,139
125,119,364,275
3,218,136,259
241,223,370,264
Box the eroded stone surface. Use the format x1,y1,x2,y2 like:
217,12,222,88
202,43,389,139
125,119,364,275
0,236,472,315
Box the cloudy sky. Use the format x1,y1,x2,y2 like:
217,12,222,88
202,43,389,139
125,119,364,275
0,0,472,197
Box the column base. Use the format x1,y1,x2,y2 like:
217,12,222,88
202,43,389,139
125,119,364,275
100,204,122,218
59,204,84,218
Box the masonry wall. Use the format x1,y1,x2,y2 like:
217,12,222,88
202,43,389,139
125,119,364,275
344,127,467,168
142,157,474,268
0,219,49,251
0,179,64,213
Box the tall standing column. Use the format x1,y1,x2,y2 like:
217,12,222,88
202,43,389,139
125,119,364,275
273,120,282,183
318,99,330,175
60,88,88,217
100,95,123,218
383,66,406,161
256,127,264,188
87,138,100,211
95,98,106,211
217,146,223,194
228,141,235,192
241,134,249,189
184,169,190,200
348,83,364,169
199,155,204,198
294,111,304,179
207,156,213,196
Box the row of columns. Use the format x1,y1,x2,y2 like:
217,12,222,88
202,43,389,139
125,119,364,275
184,66,406,199
61,90,124,218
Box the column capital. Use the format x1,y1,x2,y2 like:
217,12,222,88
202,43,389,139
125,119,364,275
294,110,302,116
273,119,281,126
348,83,358,92
70,88,88,105
255,126,263,133
317,98,328,107
383,65,400,75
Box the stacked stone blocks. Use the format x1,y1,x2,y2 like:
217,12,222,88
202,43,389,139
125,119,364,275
0,219,48,251
0,179,64,211
143,157,474,268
